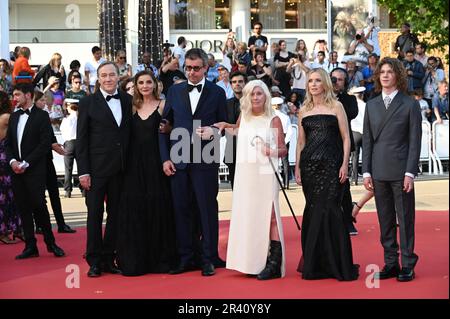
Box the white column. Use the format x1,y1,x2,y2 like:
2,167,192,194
127,0,139,72
231,0,250,43
162,0,170,42
0,0,10,60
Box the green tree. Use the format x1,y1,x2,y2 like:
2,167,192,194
377,0,449,62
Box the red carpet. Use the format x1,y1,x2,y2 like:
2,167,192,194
0,211,448,299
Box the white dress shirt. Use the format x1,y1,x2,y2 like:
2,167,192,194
9,106,33,166
363,89,415,179
17,106,33,159
60,112,78,141
100,88,122,126
188,78,205,115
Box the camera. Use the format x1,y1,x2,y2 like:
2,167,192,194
162,40,175,50
356,34,362,40
331,76,338,84
370,17,375,24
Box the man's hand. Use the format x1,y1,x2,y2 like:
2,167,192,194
79,175,91,191
403,175,414,193
363,176,374,191
195,126,215,140
52,143,66,156
159,119,172,134
11,161,26,175
163,160,176,176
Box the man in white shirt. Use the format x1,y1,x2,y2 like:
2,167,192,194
362,58,422,282
84,46,106,94
172,36,187,72
60,99,79,198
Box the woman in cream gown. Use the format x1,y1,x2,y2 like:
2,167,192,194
216,80,287,280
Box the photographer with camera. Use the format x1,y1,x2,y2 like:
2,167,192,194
422,56,445,123
286,50,310,105
159,55,186,96
363,15,381,57
394,23,419,61
347,29,374,68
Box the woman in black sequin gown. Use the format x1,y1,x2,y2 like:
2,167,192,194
294,68,359,281
116,71,177,276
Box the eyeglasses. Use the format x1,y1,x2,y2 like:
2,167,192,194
231,80,244,84
185,65,203,72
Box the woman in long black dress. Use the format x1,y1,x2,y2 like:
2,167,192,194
294,68,359,281
117,71,177,276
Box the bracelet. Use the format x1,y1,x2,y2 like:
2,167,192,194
355,203,362,209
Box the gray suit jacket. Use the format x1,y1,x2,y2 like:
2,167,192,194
362,92,422,181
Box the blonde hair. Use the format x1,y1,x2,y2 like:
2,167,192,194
302,68,339,112
239,80,274,120
49,53,62,69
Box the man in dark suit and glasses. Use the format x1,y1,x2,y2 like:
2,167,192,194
77,61,132,277
6,83,65,259
362,57,422,282
159,48,227,276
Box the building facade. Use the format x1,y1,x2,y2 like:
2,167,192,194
2,0,398,70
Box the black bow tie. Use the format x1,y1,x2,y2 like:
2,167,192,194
106,93,120,101
187,84,202,93
18,109,30,115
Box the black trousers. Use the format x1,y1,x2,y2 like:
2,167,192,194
35,158,66,229
351,131,363,182
373,180,418,269
12,174,55,248
85,174,122,267
63,140,77,192
170,166,219,265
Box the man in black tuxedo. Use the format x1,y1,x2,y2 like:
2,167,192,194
77,62,132,277
159,48,227,276
224,71,247,189
331,68,359,235
6,83,65,259
363,58,421,282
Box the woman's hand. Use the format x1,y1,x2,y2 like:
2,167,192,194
213,121,228,134
339,164,348,184
295,166,301,185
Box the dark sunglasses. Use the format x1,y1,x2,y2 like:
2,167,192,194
185,65,203,72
